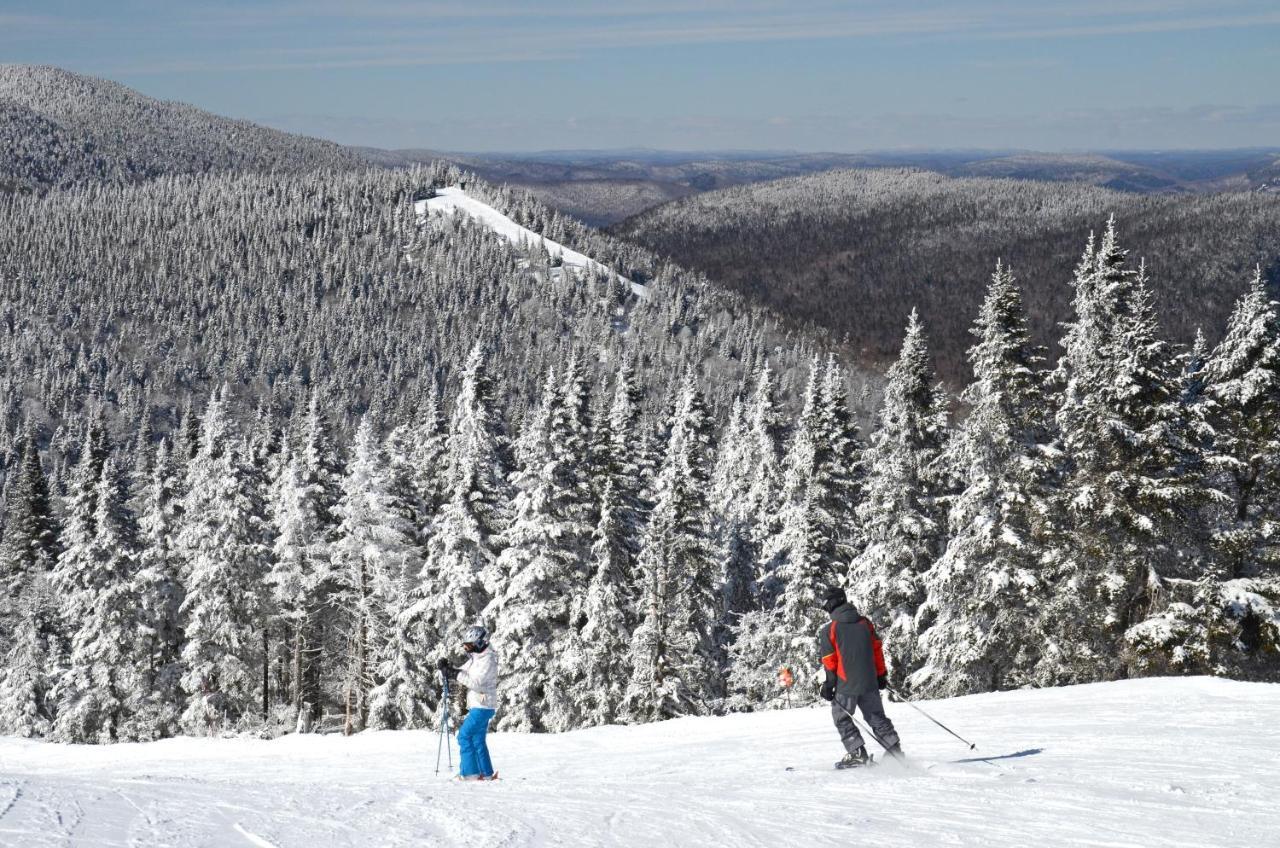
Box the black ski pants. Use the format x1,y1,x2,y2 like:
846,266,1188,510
832,689,899,753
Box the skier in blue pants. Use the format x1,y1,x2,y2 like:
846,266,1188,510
457,706,495,778
438,625,500,781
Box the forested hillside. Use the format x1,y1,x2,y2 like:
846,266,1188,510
1,162,1275,742
614,168,1280,381
0,68,1275,747
0,65,367,191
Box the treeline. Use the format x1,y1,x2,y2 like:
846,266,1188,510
2,218,1276,743
0,160,844,742
614,167,1280,383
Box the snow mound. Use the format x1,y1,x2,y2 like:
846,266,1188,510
0,677,1275,846
416,187,647,298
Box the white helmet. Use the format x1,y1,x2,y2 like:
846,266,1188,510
463,624,489,652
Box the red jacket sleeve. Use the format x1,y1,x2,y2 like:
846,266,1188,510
865,619,887,677
820,621,839,673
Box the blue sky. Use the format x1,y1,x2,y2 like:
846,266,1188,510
3,1,1278,152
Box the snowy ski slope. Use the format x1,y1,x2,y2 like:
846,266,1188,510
416,187,647,297
1,677,1275,847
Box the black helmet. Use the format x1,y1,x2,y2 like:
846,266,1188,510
463,624,489,653
821,586,847,613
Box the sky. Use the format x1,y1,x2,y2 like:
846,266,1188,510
3,0,1279,153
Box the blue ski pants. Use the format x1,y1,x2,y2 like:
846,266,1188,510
458,707,496,778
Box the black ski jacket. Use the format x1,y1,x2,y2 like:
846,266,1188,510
817,603,887,698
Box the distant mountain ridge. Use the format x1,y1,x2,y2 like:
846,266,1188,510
614,167,1280,383
0,64,367,191
374,146,1280,225
5,64,1277,221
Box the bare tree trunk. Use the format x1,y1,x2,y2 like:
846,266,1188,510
357,558,369,732
262,626,270,721
292,621,304,725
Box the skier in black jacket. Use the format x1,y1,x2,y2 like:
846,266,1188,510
817,586,904,768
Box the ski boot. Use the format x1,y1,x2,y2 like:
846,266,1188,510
835,747,871,770
884,743,906,763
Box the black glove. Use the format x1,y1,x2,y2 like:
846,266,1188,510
877,674,888,692
436,658,458,679
820,675,836,702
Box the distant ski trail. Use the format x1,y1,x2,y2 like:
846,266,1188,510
416,187,648,298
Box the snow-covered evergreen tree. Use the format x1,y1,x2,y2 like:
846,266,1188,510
914,263,1049,696
624,371,721,721
265,394,344,726
587,361,645,580
490,364,594,732
409,387,448,524
815,354,863,556
331,416,421,732
409,343,509,688
712,364,785,633
177,388,270,734
50,414,110,639
132,439,186,737
1040,223,1204,683
1202,268,1280,674
1,429,60,603
847,310,949,691
267,453,330,726
52,457,141,743
569,479,636,726
0,573,58,737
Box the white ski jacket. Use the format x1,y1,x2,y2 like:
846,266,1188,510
457,646,500,710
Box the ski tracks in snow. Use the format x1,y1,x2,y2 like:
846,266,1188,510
0,678,1275,847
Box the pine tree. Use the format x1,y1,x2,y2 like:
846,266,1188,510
848,310,949,691
489,365,594,732
624,371,721,721
815,355,863,561
265,395,344,727
570,479,635,726
409,387,448,524
266,453,330,727
0,434,61,739
588,361,645,580
1040,223,1203,683
763,360,822,607
915,263,1049,696
712,364,785,633
1,429,60,604
332,416,421,732
52,457,141,743
132,439,186,737
50,414,110,636
177,389,270,734
0,573,58,737
1201,268,1280,674
296,391,345,714
409,343,509,689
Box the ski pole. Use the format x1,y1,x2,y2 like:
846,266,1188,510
834,700,897,757
887,687,977,751
434,670,453,775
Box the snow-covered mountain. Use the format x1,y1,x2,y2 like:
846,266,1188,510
0,65,367,191
0,677,1272,847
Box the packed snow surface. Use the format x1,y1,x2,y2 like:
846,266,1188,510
416,187,647,297
0,677,1275,847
